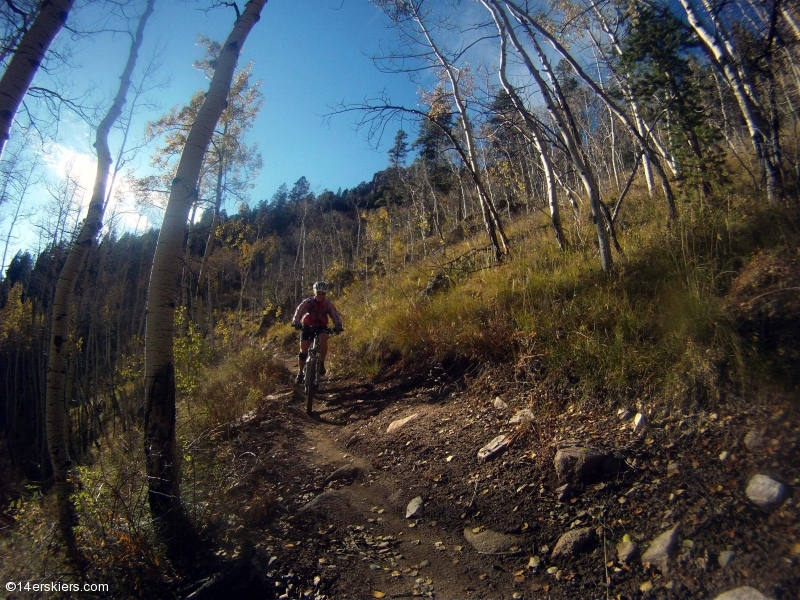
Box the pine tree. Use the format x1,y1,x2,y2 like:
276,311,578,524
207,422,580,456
388,129,408,171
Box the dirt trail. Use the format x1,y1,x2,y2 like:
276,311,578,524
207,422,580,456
276,375,507,600
299,422,477,599
216,364,799,600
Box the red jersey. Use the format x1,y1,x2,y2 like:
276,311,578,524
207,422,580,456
292,296,342,329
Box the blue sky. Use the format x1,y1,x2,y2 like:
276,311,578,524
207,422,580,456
91,0,425,196
1,0,430,269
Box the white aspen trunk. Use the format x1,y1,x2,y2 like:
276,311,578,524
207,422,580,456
782,5,800,41
783,46,800,96
609,108,620,191
409,0,509,260
0,0,75,158
196,156,225,336
482,0,565,249
590,43,622,192
45,0,153,562
698,0,760,95
455,164,468,221
488,0,609,269
143,0,266,553
646,116,680,177
423,168,444,240
634,110,658,190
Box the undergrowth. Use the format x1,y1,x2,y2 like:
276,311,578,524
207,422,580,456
1,333,289,597
177,340,288,533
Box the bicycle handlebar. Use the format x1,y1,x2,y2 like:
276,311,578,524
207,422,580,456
298,325,341,335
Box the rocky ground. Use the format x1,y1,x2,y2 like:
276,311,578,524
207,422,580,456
186,362,799,600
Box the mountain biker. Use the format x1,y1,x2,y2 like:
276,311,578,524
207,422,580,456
291,281,343,384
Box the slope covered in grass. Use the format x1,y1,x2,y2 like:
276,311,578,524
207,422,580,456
333,192,799,410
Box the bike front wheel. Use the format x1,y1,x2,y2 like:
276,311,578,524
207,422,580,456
305,357,317,414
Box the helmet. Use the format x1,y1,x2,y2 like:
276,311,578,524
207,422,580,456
312,281,329,293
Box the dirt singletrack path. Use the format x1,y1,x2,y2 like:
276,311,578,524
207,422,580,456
277,373,504,600
221,360,799,600
298,423,472,598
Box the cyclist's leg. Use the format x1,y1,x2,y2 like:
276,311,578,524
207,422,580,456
297,335,311,382
318,332,329,375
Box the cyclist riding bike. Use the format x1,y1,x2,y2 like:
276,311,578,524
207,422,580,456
291,281,343,384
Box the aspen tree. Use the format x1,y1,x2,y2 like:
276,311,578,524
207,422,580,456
483,0,613,271
373,0,510,261
481,1,565,249
676,0,785,202
497,0,678,225
0,0,75,158
45,0,154,563
143,0,267,553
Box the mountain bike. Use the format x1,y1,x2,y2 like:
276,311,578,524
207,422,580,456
302,326,338,415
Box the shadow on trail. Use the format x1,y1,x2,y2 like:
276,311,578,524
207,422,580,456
293,368,453,426
307,407,349,426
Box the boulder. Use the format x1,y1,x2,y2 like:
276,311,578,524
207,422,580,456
746,474,787,511
551,527,595,559
641,525,680,573
387,413,419,433
554,446,608,484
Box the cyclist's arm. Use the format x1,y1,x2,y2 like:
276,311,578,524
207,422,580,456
327,300,343,328
291,299,310,327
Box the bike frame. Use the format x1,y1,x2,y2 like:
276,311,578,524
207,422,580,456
302,326,336,414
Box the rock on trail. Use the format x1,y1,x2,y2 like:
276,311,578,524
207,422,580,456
463,528,521,554
386,413,419,433
553,446,607,484
405,496,424,519
477,434,511,462
551,527,595,559
641,525,680,574
616,537,639,564
745,474,787,511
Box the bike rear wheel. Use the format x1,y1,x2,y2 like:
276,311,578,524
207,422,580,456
305,356,317,414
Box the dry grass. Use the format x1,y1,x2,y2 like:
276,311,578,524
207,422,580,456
333,189,799,410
